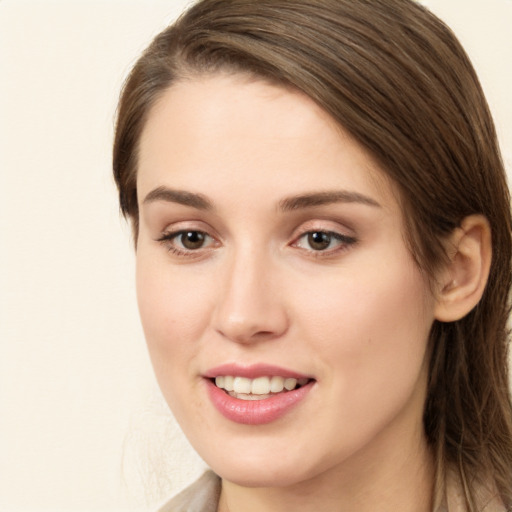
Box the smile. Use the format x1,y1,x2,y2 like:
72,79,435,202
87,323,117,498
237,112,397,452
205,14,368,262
204,365,315,425
214,375,310,400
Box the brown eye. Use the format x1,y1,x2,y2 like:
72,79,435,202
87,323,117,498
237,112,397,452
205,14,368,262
157,229,217,256
293,230,357,254
307,231,332,251
180,231,206,250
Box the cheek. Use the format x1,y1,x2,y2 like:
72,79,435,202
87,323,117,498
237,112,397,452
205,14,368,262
135,254,218,426
287,261,434,458
135,253,212,373
296,257,433,398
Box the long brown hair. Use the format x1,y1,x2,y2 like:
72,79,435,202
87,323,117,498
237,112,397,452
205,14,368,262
113,0,512,508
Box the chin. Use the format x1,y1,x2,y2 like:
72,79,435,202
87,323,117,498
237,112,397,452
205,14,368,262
212,462,313,488
195,437,328,489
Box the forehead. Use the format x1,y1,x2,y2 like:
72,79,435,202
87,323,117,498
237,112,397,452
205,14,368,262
137,73,397,211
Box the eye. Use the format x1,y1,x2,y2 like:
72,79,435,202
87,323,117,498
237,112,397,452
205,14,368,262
176,230,208,250
305,231,334,251
157,229,216,255
294,230,356,253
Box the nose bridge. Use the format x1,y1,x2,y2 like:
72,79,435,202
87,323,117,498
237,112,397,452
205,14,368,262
213,242,288,343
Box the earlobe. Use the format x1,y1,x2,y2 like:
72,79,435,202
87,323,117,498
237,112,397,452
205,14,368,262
434,215,492,322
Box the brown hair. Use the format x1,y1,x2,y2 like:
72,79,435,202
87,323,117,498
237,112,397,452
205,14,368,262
113,0,512,508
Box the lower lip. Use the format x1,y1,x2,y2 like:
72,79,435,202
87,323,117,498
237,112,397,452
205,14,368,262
205,379,314,425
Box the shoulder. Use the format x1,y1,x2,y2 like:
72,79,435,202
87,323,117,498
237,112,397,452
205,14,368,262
156,471,221,512
444,468,507,512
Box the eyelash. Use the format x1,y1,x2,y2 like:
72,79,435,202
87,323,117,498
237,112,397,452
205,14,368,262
156,230,217,257
156,228,357,258
292,230,357,257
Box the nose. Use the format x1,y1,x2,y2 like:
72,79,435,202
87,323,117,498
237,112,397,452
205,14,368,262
212,248,289,344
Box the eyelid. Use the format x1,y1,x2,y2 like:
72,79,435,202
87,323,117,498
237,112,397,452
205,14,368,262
292,231,356,250
289,221,358,256
155,222,221,257
158,229,214,245
290,218,355,239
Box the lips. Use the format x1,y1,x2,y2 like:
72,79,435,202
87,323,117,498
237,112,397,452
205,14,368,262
204,364,315,424
204,363,310,380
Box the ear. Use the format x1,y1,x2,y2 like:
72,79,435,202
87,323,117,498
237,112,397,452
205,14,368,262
434,214,492,322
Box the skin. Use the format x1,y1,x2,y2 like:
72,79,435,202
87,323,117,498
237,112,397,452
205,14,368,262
135,74,438,512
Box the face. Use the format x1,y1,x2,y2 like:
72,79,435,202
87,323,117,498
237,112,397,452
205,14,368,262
136,74,437,488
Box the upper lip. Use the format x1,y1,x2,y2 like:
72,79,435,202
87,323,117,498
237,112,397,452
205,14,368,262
203,363,312,380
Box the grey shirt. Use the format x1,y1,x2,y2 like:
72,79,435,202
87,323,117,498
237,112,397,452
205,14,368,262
157,468,506,512
158,471,221,512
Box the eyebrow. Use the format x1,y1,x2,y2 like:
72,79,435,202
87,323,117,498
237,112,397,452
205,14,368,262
278,190,381,211
142,186,214,211
142,186,381,212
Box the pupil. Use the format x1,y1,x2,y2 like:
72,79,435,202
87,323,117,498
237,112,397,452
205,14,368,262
182,231,205,249
308,232,330,250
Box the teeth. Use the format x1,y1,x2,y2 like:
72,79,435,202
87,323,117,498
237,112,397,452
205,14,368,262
284,378,297,390
251,376,270,394
224,375,234,391
233,377,252,394
270,376,284,393
229,392,271,401
215,375,308,398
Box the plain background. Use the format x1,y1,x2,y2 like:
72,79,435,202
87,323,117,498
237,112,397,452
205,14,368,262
0,1,511,510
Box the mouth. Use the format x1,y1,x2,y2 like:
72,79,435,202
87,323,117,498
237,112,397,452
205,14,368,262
204,364,315,424
212,375,312,401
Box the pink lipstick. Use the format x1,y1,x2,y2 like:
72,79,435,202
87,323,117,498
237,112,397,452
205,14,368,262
204,364,315,425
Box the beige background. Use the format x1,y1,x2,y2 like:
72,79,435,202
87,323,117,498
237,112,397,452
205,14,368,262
0,0,511,510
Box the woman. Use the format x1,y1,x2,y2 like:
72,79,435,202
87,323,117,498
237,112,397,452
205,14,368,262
113,0,512,510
